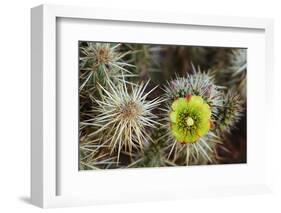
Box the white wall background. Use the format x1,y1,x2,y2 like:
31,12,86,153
0,0,280,212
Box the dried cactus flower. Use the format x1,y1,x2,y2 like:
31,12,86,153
170,96,211,143
83,79,164,163
216,89,244,133
79,42,135,90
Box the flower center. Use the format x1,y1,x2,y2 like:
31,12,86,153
120,102,141,120
169,96,211,143
186,117,194,126
97,48,110,65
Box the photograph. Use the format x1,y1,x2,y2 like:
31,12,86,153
78,41,247,170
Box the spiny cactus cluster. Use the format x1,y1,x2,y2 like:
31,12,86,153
79,41,246,170
79,42,135,91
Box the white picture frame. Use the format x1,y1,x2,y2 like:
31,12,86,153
31,4,274,208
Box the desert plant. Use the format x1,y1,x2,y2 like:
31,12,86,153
215,89,244,133
81,78,164,163
79,135,118,170
212,49,247,99
79,42,135,91
161,66,242,165
79,42,246,169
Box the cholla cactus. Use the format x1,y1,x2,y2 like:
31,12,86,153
162,67,242,165
228,49,247,99
79,136,118,170
213,49,247,99
228,49,247,77
82,79,164,163
164,66,223,116
79,42,247,169
216,89,244,133
167,96,217,165
163,97,220,165
79,42,135,91
129,127,176,168
131,140,168,168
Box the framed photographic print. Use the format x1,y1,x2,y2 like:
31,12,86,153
31,4,274,208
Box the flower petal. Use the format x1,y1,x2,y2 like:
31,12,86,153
169,111,177,123
170,95,212,144
171,98,188,111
